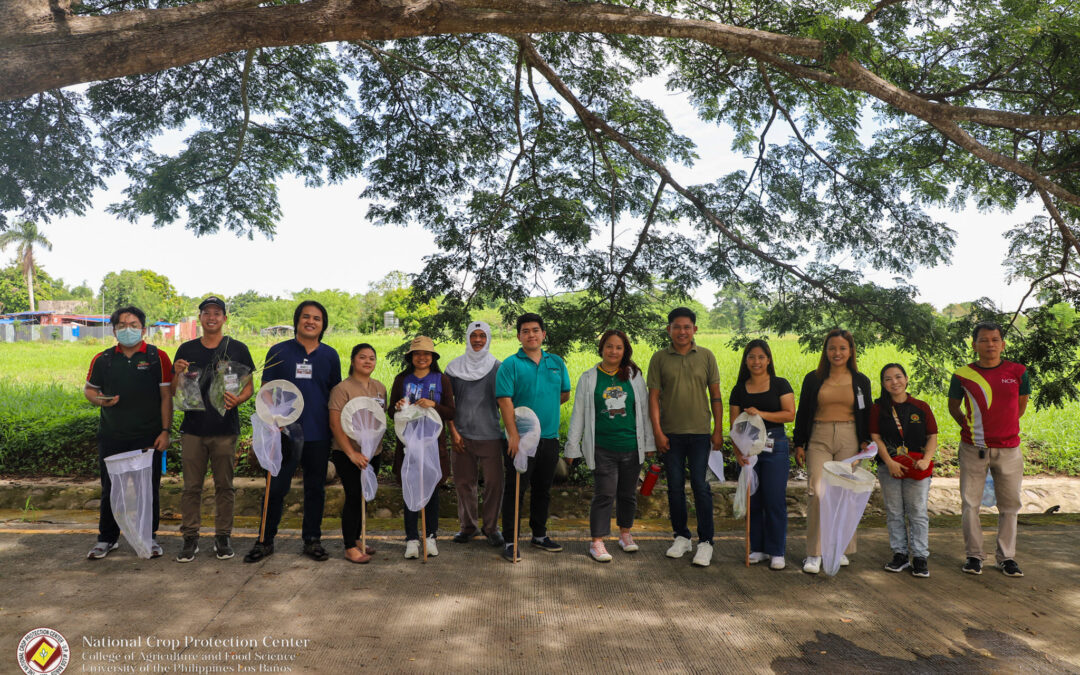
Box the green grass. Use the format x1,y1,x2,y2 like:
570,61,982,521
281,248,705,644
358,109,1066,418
2,332,1078,476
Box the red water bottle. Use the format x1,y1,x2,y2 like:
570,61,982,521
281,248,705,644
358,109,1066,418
640,463,662,496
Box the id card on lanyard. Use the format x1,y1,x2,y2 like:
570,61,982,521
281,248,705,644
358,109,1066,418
296,359,313,380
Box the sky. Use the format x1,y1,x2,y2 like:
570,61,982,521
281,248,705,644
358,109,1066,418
17,71,1040,314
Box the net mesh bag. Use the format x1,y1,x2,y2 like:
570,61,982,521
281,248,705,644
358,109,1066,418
819,456,877,576
251,380,305,476
732,455,759,519
104,449,156,559
730,412,767,457
512,406,541,474
395,405,444,512
341,397,387,502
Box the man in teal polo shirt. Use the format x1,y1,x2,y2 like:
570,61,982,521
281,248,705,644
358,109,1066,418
497,312,571,562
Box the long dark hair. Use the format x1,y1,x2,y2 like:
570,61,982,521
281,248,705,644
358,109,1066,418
815,328,858,378
348,343,376,376
402,350,441,375
737,339,776,384
876,362,908,414
597,329,640,381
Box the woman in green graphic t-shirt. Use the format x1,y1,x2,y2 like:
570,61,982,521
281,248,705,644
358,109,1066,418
565,330,656,562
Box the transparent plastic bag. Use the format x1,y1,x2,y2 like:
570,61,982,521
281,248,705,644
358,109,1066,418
208,360,252,417
732,455,758,519
731,412,767,457
981,472,997,508
173,367,206,411
104,449,156,559
395,406,443,511
513,407,541,474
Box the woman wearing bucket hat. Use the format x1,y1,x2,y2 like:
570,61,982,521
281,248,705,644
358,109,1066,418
391,336,455,559
565,330,655,562
792,329,874,574
729,339,795,570
870,363,938,578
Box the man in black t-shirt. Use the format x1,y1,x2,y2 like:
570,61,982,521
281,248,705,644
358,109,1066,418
171,297,255,562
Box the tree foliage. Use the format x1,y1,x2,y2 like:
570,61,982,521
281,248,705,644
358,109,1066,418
2,0,1080,404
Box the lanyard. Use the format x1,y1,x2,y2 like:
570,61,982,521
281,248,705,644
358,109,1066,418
890,405,908,454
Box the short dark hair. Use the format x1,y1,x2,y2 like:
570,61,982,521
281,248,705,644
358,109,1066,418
293,300,329,341
667,307,696,325
972,321,1004,341
348,343,377,376
110,305,145,328
516,312,545,333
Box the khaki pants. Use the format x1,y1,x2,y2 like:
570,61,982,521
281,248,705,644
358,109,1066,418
180,434,238,537
451,438,505,536
958,442,1023,563
806,421,860,557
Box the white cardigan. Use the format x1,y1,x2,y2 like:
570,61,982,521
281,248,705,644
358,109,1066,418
564,365,656,469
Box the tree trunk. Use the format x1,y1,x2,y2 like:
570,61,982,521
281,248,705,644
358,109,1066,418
26,266,35,312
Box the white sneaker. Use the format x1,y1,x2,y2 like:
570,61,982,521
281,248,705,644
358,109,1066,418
748,551,768,564
692,542,713,567
404,540,420,559
770,556,786,570
802,556,821,574
589,541,613,562
150,540,163,558
666,536,693,558
425,536,439,557
618,534,639,553
839,554,850,567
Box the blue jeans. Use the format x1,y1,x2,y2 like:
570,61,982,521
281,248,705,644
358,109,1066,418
663,434,713,543
877,463,931,558
750,429,789,557
259,438,331,544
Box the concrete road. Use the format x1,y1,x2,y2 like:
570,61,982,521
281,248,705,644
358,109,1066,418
2,518,1078,674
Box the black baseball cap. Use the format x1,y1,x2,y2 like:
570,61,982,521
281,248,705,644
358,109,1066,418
198,296,227,314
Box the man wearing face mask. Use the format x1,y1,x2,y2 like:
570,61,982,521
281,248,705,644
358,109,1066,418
83,305,174,560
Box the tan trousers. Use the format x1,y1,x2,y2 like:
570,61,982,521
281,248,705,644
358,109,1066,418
180,434,238,537
451,438,505,536
806,421,860,557
958,441,1023,563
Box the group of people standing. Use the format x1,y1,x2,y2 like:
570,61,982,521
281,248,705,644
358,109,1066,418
82,300,1031,580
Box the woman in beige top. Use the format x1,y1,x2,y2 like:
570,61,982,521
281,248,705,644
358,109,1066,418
791,329,873,574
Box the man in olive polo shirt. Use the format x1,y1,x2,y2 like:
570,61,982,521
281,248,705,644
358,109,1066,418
497,312,572,563
83,305,174,560
648,307,723,567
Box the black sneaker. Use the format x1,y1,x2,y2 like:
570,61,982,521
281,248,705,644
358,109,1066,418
911,557,929,578
884,552,910,573
962,556,982,575
453,531,476,544
531,536,563,552
502,543,521,563
999,559,1024,577
176,536,199,563
214,535,235,560
243,540,274,563
303,540,329,562
486,531,505,547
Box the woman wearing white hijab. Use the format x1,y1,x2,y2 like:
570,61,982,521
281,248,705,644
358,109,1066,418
445,321,505,547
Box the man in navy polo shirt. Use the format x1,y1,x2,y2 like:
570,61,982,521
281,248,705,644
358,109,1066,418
497,312,571,562
244,300,341,563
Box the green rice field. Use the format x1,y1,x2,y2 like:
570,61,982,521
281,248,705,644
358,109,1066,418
2,333,1078,475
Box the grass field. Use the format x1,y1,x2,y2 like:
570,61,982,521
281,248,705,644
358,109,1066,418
2,332,1078,475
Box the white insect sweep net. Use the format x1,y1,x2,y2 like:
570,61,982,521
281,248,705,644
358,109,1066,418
730,412,767,457
395,405,444,512
341,397,387,502
250,380,305,476
819,446,878,576
512,407,542,473
104,449,156,559
707,448,726,482
732,455,759,519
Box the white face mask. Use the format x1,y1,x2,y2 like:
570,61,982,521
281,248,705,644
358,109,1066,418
116,327,143,347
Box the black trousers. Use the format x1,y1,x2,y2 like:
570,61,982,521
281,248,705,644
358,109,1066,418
501,438,560,540
98,436,162,543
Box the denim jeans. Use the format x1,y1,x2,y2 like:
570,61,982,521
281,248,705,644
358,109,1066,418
663,433,713,543
259,438,331,544
877,463,931,558
749,429,789,557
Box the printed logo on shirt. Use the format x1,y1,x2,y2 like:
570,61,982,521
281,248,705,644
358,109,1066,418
136,361,150,370
603,385,628,418
1001,378,1018,384
909,413,921,423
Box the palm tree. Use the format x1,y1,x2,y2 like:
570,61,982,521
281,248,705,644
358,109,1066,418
0,219,53,312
